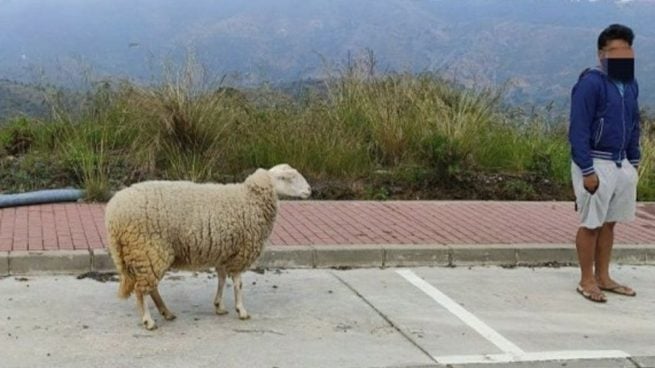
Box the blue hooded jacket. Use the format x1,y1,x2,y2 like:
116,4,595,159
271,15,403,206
568,67,641,176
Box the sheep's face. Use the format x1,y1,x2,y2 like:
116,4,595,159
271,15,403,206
268,164,312,199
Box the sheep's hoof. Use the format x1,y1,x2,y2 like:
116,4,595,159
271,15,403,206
143,319,157,330
163,313,177,321
215,308,228,316
237,311,251,320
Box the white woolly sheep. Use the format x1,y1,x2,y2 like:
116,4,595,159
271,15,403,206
105,164,311,330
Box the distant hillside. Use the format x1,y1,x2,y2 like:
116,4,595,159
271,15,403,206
0,0,654,109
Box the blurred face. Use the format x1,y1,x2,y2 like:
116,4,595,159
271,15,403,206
598,39,635,82
598,39,634,60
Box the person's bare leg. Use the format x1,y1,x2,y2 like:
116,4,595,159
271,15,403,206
594,222,615,282
576,226,606,302
595,222,636,296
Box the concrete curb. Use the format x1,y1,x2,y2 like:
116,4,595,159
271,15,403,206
314,244,384,268
1,251,8,275
254,245,315,269
8,250,92,275
91,249,115,272
2,244,655,275
383,244,450,267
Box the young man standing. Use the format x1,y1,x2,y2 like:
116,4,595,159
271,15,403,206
569,24,640,303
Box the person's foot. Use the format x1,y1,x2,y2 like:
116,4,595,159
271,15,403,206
596,278,637,297
577,283,607,303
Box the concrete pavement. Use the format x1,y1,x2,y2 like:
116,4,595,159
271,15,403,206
1,266,654,368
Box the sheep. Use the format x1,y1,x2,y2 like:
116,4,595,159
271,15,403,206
105,163,311,330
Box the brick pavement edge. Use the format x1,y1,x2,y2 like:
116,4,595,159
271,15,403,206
3,244,655,275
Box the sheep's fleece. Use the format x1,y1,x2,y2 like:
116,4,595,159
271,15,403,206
105,164,310,329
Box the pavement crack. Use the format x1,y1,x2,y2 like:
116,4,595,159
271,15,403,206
627,356,643,368
330,270,438,364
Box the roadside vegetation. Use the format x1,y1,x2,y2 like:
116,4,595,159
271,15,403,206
1,56,653,201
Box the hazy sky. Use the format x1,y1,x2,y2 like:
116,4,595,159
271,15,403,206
1,0,653,106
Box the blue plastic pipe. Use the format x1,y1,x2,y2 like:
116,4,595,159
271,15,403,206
0,189,84,208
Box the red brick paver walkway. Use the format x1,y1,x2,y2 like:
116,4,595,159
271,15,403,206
1,201,654,251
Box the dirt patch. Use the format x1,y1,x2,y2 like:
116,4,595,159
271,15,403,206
516,261,576,268
310,171,571,201
76,271,119,283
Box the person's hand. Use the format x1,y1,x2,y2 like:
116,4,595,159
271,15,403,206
583,173,599,194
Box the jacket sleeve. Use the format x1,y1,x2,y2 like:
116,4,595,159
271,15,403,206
626,82,641,167
568,76,597,176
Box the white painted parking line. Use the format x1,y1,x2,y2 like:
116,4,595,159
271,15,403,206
435,350,630,365
396,269,631,365
396,269,524,356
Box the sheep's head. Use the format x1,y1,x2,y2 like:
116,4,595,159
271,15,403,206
268,164,311,199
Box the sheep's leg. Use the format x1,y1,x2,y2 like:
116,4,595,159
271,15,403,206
151,287,176,321
232,273,250,320
136,291,157,330
214,266,229,315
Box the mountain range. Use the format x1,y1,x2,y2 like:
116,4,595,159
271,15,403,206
1,0,654,113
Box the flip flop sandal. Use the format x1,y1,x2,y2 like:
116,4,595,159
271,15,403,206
577,286,607,303
599,285,637,297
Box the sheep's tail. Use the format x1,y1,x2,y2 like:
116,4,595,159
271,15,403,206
117,273,136,299
108,232,135,299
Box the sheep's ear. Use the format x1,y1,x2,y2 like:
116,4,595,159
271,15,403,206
246,169,272,188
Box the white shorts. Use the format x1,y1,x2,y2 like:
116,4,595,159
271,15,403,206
571,159,638,229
